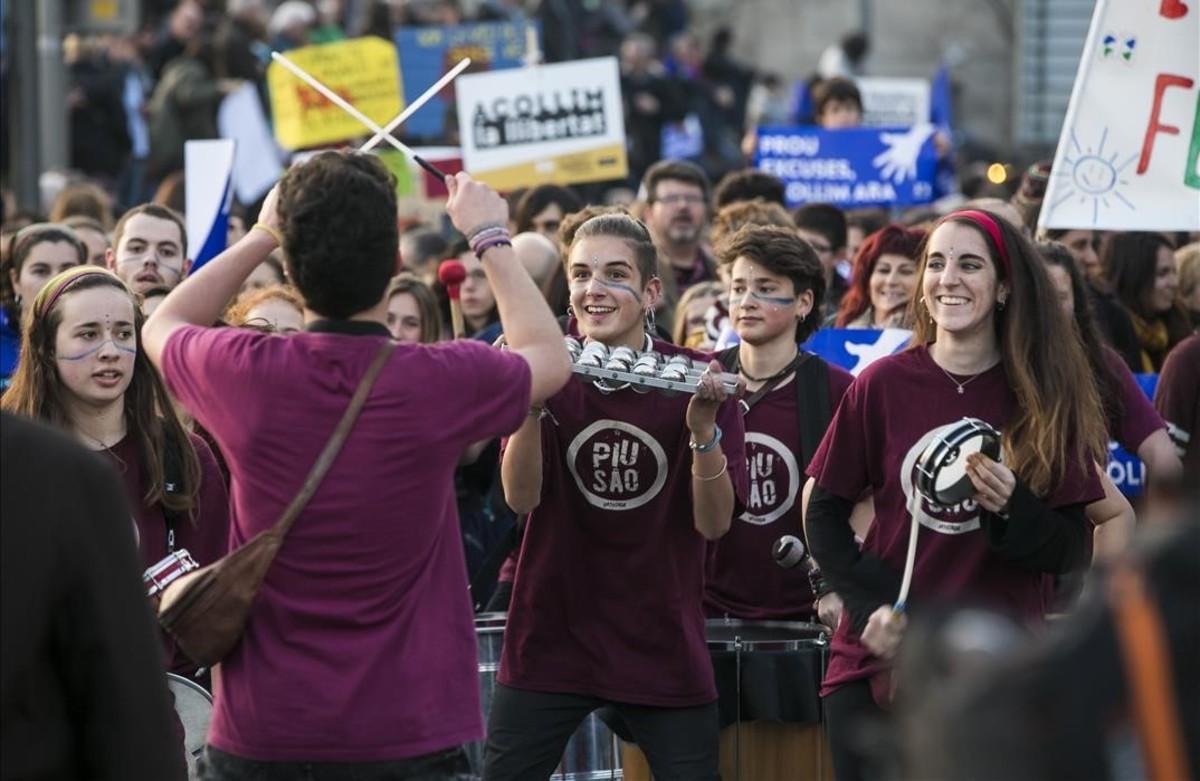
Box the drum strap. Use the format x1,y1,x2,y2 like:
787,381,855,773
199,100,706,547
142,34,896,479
1108,560,1192,781
717,346,832,472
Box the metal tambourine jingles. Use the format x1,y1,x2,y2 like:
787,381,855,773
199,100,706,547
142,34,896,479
566,337,739,396
914,417,1002,507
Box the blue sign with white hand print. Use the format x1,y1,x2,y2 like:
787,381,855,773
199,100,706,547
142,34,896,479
755,125,938,208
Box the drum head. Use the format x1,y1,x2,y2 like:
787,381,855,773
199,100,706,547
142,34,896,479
916,418,1001,506
166,673,212,774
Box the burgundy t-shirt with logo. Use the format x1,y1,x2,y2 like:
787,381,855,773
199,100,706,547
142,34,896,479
704,363,853,620
500,339,747,707
162,325,531,761
806,346,1102,695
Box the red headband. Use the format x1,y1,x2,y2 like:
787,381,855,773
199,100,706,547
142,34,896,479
943,209,1012,278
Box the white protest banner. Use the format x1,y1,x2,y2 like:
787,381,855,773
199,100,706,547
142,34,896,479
455,56,628,189
857,77,930,128
1040,0,1199,231
184,140,235,271
218,83,283,205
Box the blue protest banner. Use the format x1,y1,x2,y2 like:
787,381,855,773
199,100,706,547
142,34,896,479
801,328,913,375
1108,373,1160,497
755,125,938,208
395,21,538,139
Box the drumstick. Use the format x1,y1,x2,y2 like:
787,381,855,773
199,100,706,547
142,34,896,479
439,259,467,339
270,51,450,180
360,58,472,152
894,491,921,613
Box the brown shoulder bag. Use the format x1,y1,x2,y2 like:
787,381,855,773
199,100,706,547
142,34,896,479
158,341,396,667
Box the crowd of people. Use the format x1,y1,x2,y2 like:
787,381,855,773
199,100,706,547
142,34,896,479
1,2,1199,781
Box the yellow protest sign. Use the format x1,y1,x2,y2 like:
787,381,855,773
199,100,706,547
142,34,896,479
268,38,404,150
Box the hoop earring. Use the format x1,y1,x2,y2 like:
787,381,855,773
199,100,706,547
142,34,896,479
644,307,657,334
566,303,575,319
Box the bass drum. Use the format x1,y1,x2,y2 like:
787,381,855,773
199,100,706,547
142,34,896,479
167,672,213,780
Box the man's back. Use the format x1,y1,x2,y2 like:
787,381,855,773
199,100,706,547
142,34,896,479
160,324,531,762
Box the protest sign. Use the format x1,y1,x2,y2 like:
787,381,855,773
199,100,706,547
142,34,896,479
184,140,234,271
396,21,537,138
802,328,913,376
267,38,403,150
456,56,628,189
755,125,938,208
857,77,931,128
1040,0,1199,231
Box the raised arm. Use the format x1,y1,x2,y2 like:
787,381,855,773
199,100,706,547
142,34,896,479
445,173,570,404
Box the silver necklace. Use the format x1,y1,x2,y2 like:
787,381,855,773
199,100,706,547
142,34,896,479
936,363,987,394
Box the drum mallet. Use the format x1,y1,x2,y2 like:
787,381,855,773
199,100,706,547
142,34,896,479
439,259,467,339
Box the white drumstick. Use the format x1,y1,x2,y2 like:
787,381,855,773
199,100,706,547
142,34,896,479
894,490,920,613
360,58,472,152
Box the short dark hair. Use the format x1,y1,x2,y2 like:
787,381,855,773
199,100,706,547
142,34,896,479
112,204,187,256
642,159,712,205
713,169,787,209
717,224,825,342
568,213,659,288
812,77,862,118
400,229,449,273
514,185,583,234
793,203,848,251
277,152,398,319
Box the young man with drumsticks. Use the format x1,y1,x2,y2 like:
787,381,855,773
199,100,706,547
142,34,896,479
488,213,747,780
142,153,571,778
804,210,1107,781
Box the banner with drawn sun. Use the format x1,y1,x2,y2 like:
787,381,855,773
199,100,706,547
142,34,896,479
454,57,628,190
1040,0,1199,231
267,38,404,150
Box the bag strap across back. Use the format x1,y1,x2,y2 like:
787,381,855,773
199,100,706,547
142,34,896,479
273,340,396,538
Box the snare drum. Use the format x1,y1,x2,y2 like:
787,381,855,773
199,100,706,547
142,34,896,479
472,614,623,780
625,619,831,781
167,673,212,780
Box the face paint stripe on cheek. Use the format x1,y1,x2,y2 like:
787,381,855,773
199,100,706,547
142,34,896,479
58,339,138,361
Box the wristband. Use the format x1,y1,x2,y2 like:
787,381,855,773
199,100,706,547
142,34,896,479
688,424,722,453
808,566,832,598
692,455,728,482
252,222,282,247
465,222,505,242
474,238,512,259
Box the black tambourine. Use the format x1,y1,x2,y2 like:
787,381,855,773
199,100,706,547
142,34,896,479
914,417,1002,506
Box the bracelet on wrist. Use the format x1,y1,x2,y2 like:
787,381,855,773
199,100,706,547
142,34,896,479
692,455,728,482
465,222,505,242
251,222,282,247
474,238,512,260
808,567,832,598
688,424,722,453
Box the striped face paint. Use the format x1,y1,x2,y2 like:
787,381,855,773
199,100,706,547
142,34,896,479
58,338,138,361
568,257,644,301
729,289,797,308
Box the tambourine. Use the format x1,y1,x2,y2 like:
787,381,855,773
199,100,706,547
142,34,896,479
565,336,738,396
144,549,200,598
914,417,1001,506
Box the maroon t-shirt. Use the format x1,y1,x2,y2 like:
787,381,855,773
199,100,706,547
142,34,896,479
704,363,853,620
1102,346,1164,450
500,339,747,707
107,431,229,676
163,325,531,761
1154,334,1200,473
806,346,1103,695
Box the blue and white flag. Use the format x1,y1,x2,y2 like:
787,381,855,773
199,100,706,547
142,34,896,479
755,125,938,208
801,328,913,376
184,140,235,272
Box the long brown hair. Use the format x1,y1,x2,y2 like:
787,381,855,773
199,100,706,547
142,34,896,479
911,212,1107,496
1,268,202,515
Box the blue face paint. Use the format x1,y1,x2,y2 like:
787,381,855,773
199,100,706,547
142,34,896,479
58,338,137,362
730,289,796,308
568,259,646,301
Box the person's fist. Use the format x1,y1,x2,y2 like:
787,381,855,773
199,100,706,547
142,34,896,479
861,605,907,660
445,172,509,237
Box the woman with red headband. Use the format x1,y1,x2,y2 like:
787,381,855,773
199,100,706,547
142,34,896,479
803,210,1108,781
1,266,229,686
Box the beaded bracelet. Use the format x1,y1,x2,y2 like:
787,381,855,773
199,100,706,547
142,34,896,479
808,566,832,598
